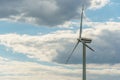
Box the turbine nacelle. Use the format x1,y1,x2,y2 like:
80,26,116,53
77,38,92,43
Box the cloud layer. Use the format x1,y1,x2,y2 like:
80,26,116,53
0,21,120,64
0,56,120,80
0,0,109,26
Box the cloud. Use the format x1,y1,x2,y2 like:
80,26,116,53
0,57,80,80
0,56,120,80
0,21,120,64
89,0,110,9
0,30,77,62
55,21,120,64
0,0,109,26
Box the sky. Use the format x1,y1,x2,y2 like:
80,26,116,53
0,0,120,80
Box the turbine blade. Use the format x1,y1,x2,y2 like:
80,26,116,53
79,6,84,38
65,40,80,64
81,40,95,52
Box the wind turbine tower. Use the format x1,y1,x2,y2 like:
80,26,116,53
66,6,94,80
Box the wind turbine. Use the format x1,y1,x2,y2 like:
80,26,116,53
65,6,94,80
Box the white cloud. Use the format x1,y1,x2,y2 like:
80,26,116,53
0,56,80,80
0,56,120,80
0,30,77,62
0,56,9,62
89,0,110,10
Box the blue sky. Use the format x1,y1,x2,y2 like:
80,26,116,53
0,0,120,80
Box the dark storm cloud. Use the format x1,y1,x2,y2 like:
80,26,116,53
90,29,120,64
0,0,91,26
0,0,23,18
